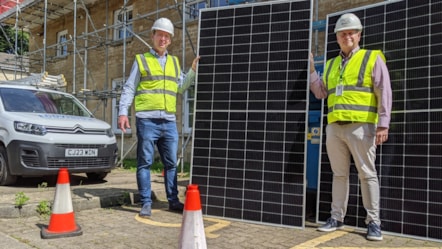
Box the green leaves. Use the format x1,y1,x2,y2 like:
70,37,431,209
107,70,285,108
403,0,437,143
0,24,29,55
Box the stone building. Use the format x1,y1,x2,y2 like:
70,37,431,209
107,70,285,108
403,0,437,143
0,0,386,162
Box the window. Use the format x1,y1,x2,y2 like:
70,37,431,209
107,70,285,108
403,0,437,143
183,86,195,134
57,30,68,57
186,0,207,20
211,0,229,7
114,5,133,41
0,88,91,117
112,78,132,134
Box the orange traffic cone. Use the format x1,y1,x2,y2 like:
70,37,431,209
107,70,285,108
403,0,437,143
178,184,207,249
41,168,82,239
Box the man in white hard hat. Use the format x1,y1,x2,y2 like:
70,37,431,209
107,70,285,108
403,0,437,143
310,13,392,241
118,17,200,218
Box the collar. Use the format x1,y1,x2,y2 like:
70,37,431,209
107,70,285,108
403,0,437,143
150,48,168,58
339,46,360,59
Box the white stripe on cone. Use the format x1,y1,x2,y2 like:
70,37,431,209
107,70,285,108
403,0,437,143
178,210,207,249
52,183,73,214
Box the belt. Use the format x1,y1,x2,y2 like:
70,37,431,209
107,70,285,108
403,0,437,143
335,121,355,125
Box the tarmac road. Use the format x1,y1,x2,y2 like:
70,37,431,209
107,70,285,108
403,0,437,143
0,168,441,249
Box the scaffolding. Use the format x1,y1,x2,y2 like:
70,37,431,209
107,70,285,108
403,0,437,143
0,0,201,169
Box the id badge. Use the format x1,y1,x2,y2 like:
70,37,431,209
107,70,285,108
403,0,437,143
336,84,344,96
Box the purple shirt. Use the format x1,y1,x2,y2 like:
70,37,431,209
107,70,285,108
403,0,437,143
310,47,392,128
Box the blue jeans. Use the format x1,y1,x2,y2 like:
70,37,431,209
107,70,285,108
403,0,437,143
136,118,180,206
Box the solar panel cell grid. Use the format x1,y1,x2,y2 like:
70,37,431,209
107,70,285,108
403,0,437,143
192,0,312,228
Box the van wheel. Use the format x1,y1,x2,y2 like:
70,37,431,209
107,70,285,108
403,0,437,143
0,146,17,186
86,172,108,181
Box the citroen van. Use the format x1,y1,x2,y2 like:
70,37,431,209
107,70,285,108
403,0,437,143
0,84,118,185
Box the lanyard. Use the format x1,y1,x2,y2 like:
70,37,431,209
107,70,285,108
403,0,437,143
336,58,348,96
339,59,348,84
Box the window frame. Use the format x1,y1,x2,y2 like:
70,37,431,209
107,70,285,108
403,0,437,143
113,5,134,41
182,86,195,134
185,0,229,21
56,30,68,57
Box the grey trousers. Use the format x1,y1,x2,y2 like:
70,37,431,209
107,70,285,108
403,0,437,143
325,122,381,225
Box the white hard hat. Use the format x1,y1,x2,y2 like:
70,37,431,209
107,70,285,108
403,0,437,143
334,13,363,33
151,17,174,37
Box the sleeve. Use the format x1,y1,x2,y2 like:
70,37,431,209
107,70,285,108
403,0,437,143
118,60,140,116
372,55,392,128
309,71,328,99
178,68,196,94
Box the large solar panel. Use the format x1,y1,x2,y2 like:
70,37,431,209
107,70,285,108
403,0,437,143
191,0,312,227
317,0,442,241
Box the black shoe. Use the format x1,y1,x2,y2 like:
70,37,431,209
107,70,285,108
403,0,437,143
317,218,344,232
139,204,151,218
366,221,383,241
169,202,184,212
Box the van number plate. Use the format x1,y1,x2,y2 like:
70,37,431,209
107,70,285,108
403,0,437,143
65,148,98,157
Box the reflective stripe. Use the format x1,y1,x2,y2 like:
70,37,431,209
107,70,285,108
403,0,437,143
136,89,177,96
325,57,336,90
329,104,377,113
139,54,151,76
328,85,373,95
171,56,179,81
357,50,372,87
141,75,178,82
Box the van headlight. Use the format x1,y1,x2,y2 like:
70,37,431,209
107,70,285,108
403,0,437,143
14,121,47,135
106,128,115,137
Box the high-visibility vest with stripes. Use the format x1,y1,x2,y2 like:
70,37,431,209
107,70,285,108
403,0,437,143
323,49,386,124
134,53,181,113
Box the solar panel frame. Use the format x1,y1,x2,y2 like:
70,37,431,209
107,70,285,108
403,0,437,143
191,0,313,228
317,0,442,241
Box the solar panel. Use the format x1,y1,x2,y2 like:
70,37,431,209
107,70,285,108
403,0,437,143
192,0,312,228
318,0,442,241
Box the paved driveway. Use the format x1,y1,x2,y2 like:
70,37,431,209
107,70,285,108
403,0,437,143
0,169,441,248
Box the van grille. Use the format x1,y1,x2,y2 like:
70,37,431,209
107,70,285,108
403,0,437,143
46,157,111,168
55,144,104,149
45,126,107,135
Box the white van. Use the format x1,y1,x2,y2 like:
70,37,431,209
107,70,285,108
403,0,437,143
0,84,118,185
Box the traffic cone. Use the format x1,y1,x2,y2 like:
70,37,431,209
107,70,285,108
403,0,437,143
178,184,207,249
41,168,82,239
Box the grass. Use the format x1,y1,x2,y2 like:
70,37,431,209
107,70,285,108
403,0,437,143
121,158,190,177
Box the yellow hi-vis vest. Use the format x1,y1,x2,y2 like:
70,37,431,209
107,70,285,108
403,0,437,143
134,53,181,113
323,49,386,124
